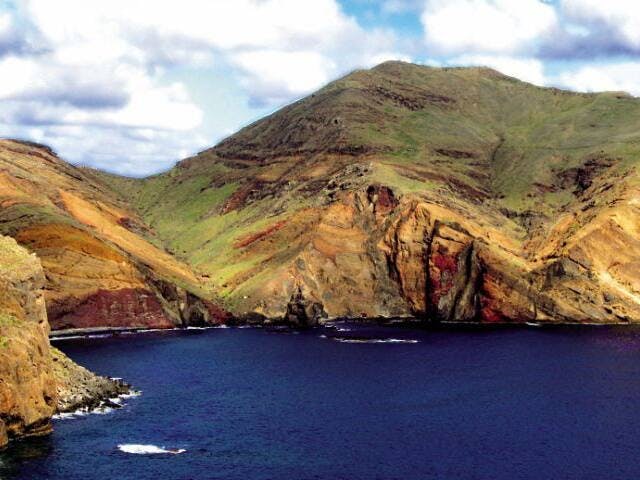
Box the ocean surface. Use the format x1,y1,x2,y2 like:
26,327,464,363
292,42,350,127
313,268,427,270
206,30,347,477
3,323,640,480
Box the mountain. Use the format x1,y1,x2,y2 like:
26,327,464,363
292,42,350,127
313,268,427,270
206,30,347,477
103,61,640,324
3,61,640,326
0,140,227,330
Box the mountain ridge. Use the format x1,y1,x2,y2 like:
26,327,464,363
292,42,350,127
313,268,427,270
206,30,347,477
3,61,640,325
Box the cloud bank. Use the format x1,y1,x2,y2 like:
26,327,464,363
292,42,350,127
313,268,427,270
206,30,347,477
1,0,639,175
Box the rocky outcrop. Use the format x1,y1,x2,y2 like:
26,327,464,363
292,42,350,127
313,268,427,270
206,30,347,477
51,347,129,413
284,286,326,327
147,275,231,327
50,288,174,330
0,236,57,446
0,235,126,447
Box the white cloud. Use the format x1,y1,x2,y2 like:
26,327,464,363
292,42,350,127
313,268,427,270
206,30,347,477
233,50,336,106
450,55,547,85
23,0,406,100
422,0,557,55
0,0,410,175
560,0,640,49
555,62,640,96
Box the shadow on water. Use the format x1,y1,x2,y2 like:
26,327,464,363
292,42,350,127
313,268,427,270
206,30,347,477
0,436,54,478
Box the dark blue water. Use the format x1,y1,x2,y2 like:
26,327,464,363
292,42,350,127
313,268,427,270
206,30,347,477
3,324,640,480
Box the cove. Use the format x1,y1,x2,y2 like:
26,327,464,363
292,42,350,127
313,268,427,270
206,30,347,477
3,323,640,480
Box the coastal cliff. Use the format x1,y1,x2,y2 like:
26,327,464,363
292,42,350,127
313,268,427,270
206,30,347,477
0,236,56,446
0,236,125,447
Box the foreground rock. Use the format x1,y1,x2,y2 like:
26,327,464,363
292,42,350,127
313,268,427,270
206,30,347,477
0,236,56,446
51,347,129,413
0,236,125,447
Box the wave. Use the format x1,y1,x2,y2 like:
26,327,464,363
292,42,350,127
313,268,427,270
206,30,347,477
333,338,419,344
50,333,113,341
52,390,142,421
118,444,186,455
118,390,142,400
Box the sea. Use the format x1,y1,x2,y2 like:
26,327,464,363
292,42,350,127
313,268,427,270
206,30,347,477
3,322,640,480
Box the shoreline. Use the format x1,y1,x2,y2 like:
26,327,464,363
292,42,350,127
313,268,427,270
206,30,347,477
49,325,224,340
48,318,639,342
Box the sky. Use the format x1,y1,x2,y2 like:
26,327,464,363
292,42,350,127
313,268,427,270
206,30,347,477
2,0,640,176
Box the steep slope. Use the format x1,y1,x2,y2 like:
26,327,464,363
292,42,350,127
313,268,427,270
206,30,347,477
0,236,124,447
103,61,640,324
0,140,227,330
0,235,56,445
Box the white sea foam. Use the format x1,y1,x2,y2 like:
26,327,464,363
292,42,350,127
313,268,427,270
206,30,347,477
52,390,142,420
118,390,142,400
336,327,352,332
50,335,84,341
92,407,114,415
118,444,186,455
52,411,81,420
333,338,419,344
51,333,115,341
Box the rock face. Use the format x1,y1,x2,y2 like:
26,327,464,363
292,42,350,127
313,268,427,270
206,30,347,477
0,236,56,446
284,286,327,327
0,235,125,447
0,140,227,330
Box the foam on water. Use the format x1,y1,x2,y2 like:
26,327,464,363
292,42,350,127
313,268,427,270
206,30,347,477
117,444,186,455
52,390,142,421
333,338,419,344
50,335,105,342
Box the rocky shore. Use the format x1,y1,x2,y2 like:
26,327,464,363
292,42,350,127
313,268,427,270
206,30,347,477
51,347,130,414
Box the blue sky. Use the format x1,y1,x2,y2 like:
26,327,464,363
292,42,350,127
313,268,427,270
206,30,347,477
1,0,640,176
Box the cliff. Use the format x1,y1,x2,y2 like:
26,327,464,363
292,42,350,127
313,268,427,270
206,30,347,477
0,236,125,447
0,236,56,446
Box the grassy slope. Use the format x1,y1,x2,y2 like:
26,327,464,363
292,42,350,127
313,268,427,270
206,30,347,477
98,61,640,312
